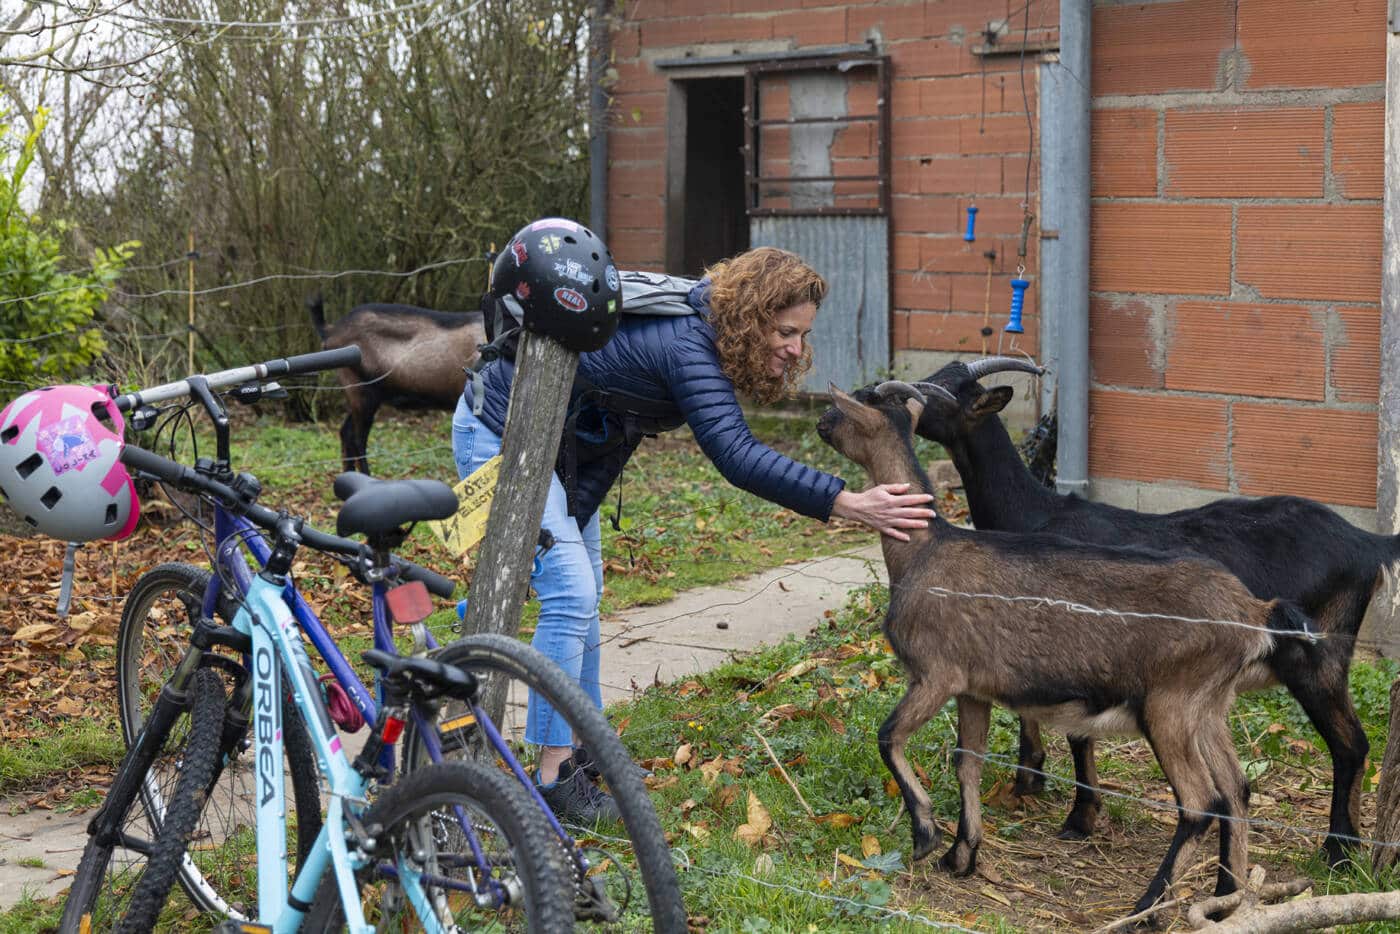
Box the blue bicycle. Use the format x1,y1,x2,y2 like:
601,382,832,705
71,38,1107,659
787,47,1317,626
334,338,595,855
81,350,683,930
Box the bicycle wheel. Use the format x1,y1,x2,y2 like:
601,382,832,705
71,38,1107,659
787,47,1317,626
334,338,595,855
60,667,225,933
115,562,322,919
304,761,574,933
403,633,686,934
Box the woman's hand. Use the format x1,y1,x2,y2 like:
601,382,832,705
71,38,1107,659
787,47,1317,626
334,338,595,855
832,484,936,542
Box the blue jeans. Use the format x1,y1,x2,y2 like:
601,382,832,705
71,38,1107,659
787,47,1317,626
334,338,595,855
451,395,604,748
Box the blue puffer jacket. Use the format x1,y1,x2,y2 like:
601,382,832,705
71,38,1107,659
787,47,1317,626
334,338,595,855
466,294,845,528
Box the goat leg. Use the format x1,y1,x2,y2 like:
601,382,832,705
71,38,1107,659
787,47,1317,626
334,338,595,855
878,681,950,861
1134,716,1219,916
1057,736,1102,840
1198,721,1249,909
1012,716,1048,796
942,696,991,877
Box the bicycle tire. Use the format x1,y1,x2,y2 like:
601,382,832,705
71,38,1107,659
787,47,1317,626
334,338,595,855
304,761,575,933
59,667,225,933
114,562,322,919
403,633,686,934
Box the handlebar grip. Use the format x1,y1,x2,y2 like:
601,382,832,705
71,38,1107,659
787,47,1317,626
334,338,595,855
398,560,457,599
119,443,196,487
282,345,361,376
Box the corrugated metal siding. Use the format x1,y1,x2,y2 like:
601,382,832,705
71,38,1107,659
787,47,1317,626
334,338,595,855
750,215,890,394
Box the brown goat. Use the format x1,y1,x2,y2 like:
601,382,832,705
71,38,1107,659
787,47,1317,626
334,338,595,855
308,295,485,473
817,383,1315,918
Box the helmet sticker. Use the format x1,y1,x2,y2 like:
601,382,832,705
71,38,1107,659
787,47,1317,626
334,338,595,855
511,240,529,266
553,259,592,286
605,265,619,291
607,298,618,314
538,234,562,254
515,281,531,301
37,416,98,475
554,287,587,312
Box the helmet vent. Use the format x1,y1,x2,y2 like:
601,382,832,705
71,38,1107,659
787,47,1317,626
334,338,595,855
591,252,599,261
591,280,600,293
564,235,577,244
91,401,114,428
41,486,61,509
0,425,16,443
16,453,42,479
23,515,37,527
105,503,118,525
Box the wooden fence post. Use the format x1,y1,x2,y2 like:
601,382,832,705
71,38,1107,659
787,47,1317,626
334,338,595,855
461,330,577,640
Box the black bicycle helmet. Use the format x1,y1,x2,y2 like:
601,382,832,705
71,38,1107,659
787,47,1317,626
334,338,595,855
490,217,621,353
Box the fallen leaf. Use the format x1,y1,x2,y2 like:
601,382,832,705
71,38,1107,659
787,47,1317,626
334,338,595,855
674,743,693,768
646,775,679,791
980,886,1012,907
680,821,710,841
713,783,741,811
733,792,772,847
815,812,859,829
884,779,900,798
753,853,775,876
698,757,725,786
861,835,881,858
12,623,58,642
835,851,865,869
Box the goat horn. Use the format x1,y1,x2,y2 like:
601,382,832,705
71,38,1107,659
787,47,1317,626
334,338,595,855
875,379,926,403
907,381,959,404
964,356,1045,381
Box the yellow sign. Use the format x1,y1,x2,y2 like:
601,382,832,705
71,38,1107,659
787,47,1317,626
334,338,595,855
428,455,502,555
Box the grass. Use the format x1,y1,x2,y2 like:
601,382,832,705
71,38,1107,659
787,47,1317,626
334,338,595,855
0,717,123,800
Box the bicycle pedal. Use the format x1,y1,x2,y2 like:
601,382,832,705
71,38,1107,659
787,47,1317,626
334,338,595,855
574,877,621,924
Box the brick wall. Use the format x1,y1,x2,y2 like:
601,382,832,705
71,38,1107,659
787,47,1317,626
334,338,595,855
1089,0,1385,514
611,0,1385,515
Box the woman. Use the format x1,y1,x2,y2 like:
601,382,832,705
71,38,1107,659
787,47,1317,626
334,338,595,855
454,243,934,824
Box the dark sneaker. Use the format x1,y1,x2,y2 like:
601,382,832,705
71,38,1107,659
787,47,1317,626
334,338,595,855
571,745,652,785
539,760,622,826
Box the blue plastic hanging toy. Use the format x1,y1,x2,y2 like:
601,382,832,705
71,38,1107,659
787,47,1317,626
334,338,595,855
964,205,978,242
1005,276,1029,334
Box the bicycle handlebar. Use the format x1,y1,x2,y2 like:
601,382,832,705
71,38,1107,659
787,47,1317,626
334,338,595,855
112,345,362,412
120,443,455,599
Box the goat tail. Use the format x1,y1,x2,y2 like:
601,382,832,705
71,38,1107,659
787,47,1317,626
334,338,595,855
1265,599,1320,646
306,291,328,343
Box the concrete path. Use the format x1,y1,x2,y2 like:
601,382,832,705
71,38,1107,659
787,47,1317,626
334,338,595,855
0,543,885,910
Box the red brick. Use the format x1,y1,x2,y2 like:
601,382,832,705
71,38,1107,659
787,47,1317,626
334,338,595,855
770,7,847,48
606,228,664,269
921,235,1008,275
1092,110,1156,198
893,233,923,272
831,123,877,159
609,127,664,163
891,78,924,120
1332,307,1380,404
949,272,1034,317
608,162,662,194
1089,390,1229,489
1233,404,1377,507
892,118,960,159
1002,154,1036,197
1236,204,1382,304
1093,1,1233,97
916,75,1004,119
1091,203,1231,296
1164,108,1324,198
888,37,970,79
1238,0,1385,90
916,155,1004,196
611,24,639,60
1166,302,1325,401
641,15,771,48
960,114,1034,156
1090,297,1160,389
610,91,667,127
609,196,664,230
611,59,667,94
759,80,790,120
899,309,1038,356
1333,101,1383,201
954,196,1028,236
923,0,1022,39
893,271,950,312
890,193,961,234
846,78,880,117
847,1,924,42
732,0,806,11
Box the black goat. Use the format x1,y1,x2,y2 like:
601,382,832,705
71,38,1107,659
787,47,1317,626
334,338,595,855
895,355,1399,865
819,382,1313,919
308,295,485,473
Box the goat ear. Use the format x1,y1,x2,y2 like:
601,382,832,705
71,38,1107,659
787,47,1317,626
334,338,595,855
904,397,925,422
969,386,1014,419
829,383,862,416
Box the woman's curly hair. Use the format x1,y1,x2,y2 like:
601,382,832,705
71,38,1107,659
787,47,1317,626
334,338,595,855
704,247,827,404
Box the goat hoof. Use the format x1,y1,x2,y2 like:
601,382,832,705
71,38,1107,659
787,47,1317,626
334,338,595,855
939,844,976,877
1322,839,1358,870
1055,826,1090,841
911,828,941,862
1011,773,1046,797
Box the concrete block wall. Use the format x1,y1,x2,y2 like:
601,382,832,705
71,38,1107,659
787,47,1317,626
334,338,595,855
1088,0,1385,521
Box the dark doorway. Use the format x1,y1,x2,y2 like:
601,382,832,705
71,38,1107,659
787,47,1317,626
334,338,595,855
681,77,747,276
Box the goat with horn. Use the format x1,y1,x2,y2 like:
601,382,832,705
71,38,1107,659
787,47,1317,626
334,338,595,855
817,380,1317,918
892,354,1393,866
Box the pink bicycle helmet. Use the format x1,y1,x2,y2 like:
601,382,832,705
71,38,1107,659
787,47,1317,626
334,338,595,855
0,384,139,542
